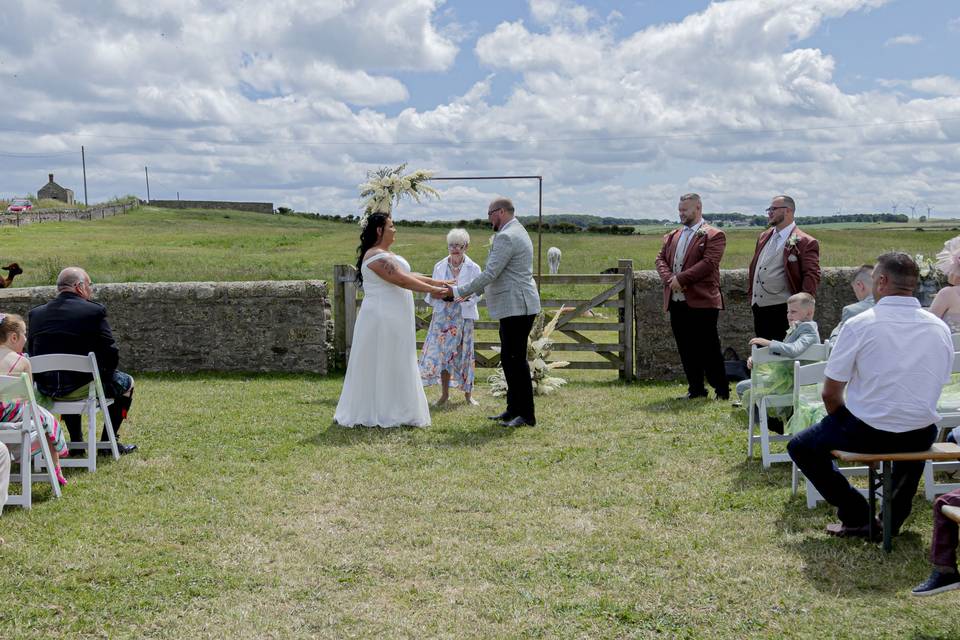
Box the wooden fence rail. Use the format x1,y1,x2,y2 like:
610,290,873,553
332,259,635,381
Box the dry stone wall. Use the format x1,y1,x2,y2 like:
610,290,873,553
0,201,137,226
149,200,274,214
0,280,331,374
634,267,860,379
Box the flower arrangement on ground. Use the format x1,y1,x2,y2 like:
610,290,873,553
488,307,571,396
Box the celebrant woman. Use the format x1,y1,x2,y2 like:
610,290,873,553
419,228,481,406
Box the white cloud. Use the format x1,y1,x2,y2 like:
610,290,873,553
949,17,960,32
884,33,922,46
2,0,958,220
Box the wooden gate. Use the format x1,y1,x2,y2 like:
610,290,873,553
332,259,634,381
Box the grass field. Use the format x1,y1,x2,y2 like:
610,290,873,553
1,374,958,639
1,206,958,289
3,208,960,637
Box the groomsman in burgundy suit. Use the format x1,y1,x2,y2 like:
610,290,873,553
747,195,821,341
655,193,729,400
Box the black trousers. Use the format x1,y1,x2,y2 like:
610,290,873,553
63,389,134,442
788,405,936,533
499,314,537,424
668,300,728,397
752,303,789,341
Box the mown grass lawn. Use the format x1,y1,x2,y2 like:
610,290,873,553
2,373,957,639
1,207,957,289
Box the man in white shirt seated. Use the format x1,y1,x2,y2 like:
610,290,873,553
788,252,954,539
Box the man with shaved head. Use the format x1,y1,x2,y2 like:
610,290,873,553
27,267,137,454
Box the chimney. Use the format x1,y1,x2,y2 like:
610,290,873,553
48,173,54,183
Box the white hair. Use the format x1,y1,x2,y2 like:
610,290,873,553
446,228,470,247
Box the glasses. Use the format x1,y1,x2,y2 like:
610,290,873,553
487,208,502,217
765,206,788,213
448,243,465,250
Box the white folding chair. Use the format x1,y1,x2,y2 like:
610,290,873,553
747,342,831,469
952,333,960,351
923,351,960,500
28,352,119,472
0,373,62,508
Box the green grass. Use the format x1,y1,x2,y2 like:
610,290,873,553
1,207,958,289
1,373,957,638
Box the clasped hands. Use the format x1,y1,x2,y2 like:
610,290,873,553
433,280,468,303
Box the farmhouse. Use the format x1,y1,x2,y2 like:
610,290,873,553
37,173,75,204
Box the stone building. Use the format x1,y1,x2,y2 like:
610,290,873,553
37,173,75,204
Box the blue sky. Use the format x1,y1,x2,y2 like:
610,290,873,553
0,0,957,220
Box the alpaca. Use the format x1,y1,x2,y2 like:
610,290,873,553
1,263,22,288
546,247,561,274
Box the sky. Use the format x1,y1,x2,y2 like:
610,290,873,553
0,0,958,221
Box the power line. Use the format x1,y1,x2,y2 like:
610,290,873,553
0,115,958,151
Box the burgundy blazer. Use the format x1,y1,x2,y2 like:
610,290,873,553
746,226,821,299
654,224,725,311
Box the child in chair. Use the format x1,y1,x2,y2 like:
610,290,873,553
736,293,821,432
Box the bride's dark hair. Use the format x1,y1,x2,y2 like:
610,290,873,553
355,212,390,285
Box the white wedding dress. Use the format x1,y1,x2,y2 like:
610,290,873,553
334,252,431,428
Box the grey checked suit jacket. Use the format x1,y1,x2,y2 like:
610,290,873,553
457,219,541,320
829,295,875,339
769,321,821,358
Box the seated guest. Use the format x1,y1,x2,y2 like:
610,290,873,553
913,488,960,596
419,229,481,406
930,235,960,332
27,267,137,454
788,253,953,539
829,264,875,340
0,313,69,485
736,293,820,432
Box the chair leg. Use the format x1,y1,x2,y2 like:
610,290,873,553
791,462,799,496
747,399,756,459
924,460,936,501
21,431,31,509
759,400,772,469
88,408,97,472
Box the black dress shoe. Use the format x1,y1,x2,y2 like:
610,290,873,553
501,416,535,427
488,411,513,421
715,389,730,401
100,443,138,456
825,520,882,541
677,391,708,400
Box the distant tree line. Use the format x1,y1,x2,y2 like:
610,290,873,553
703,212,909,226
280,210,911,234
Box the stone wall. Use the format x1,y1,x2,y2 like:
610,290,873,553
0,201,137,227
149,200,274,214
0,280,331,374
634,267,860,380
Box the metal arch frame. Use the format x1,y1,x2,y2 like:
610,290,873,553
427,175,544,287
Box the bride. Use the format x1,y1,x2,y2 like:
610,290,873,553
334,211,451,428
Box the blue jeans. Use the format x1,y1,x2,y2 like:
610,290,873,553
787,405,936,533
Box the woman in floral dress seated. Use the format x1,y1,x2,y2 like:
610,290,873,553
419,229,482,407
0,313,69,486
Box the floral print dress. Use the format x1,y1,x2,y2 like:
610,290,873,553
0,354,68,459
419,261,476,393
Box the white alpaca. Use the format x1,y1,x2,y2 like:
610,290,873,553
547,247,561,274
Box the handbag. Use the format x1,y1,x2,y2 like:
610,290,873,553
723,347,750,382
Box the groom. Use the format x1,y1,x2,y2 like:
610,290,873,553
446,198,541,427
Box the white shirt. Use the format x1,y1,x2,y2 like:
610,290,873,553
671,219,703,302
769,222,796,254
825,295,953,433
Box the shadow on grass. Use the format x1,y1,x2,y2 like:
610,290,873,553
302,422,423,447
776,494,928,595
727,458,795,492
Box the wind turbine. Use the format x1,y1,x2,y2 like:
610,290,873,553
891,202,899,216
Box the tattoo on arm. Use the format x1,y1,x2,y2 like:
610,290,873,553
382,258,399,276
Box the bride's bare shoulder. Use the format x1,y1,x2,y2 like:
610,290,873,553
363,248,390,261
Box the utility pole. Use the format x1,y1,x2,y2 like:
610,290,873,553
81,146,89,206
144,166,151,202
